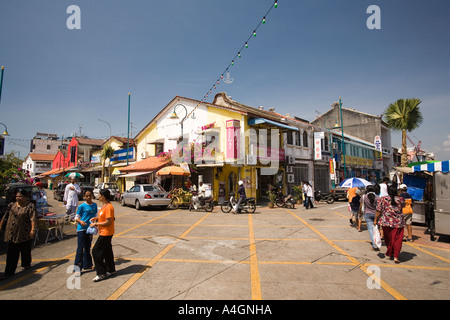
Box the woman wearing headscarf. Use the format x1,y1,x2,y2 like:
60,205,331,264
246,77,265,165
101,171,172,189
375,186,405,263
0,189,38,279
233,180,246,214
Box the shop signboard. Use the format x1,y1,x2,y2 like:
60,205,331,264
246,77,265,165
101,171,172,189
226,119,240,159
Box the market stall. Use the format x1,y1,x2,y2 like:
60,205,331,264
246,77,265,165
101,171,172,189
156,165,192,208
412,160,450,240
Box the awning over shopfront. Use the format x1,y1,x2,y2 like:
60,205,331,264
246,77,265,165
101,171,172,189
118,171,153,178
412,160,450,173
248,118,299,131
120,156,170,174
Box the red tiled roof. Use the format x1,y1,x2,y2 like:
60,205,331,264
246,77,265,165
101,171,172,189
121,156,170,173
28,153,57,161
40,166,77,176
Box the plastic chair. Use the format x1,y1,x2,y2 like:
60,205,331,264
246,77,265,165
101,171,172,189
34,219,58,245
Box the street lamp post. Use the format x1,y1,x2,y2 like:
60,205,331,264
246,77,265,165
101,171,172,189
339,97,347,179
0,122,8,156
324,117,340,189
98,118,112,144
0,123,9,136
0,66,4,104
169,104,188,141
127,92,131,165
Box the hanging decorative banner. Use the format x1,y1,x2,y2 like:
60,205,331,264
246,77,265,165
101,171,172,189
185,0,279,120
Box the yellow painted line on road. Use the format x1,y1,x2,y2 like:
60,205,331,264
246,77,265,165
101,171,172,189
406,243,450,264
248,214,262,300
114,210,177,237
0,209,179,292
0,252,76,292
107,211,213,300
287,210,407,301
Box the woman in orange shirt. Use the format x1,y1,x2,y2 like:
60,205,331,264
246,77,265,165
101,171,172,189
90,189,116,282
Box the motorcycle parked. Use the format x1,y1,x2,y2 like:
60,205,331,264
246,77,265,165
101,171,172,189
275,193,296,209
189,191,214,212
221,192,256,214
314,190,335,204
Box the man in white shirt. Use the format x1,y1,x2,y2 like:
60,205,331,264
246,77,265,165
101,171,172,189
379,177,389,197
64,178,82,219
198,182,206,198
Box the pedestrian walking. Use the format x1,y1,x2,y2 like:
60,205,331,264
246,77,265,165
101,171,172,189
73,190,98,276
375,186,406,263
0,189,37,280
64,177,81,220
350,189,362,231
90,189,116,282
399,184,414,242
362,185,380,250
347,187,358,226
379,177,389,197
304,182,314,209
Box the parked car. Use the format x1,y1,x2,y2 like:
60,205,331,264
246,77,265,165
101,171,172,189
78,182,94,200
121,184,170,210
93,182,119,200
2,183,47,216
53,183,68,201
331,187,349,201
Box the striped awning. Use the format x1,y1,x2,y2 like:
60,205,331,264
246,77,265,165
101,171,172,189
412,160,450,173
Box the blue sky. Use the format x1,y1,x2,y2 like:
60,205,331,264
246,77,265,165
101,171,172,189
1,0,450,160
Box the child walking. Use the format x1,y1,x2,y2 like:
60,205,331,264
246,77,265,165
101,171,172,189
74,190,97,276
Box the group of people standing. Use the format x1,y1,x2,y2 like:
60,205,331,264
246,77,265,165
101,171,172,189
0,178,116,282
347,177,414,264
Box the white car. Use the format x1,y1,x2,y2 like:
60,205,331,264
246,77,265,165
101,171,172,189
93,182,119,199
121,184,170,210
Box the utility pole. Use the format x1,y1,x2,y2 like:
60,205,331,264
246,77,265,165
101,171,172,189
339,97,347,179
0,66,4,104
127,92,131,165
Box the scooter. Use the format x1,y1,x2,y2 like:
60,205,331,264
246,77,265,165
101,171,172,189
275,194,296,209
189,191,214,212
314,190,335,204
221,192,256,214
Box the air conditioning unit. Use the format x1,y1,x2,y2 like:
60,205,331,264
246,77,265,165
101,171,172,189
141,151,148,159
287,174,295,183
245,154,257,165
286,166,293,173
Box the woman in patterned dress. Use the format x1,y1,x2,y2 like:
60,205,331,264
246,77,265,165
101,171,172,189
375,186,405,263
0,189,38,279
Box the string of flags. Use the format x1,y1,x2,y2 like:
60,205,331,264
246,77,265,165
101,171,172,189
185,0,279,119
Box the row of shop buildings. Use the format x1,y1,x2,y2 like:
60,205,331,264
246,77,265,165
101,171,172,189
35,92,394,202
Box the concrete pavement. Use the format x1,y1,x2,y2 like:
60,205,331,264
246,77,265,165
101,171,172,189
0,194,449,302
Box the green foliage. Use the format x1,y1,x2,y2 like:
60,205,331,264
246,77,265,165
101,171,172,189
384,98,423,166
0,152,31,194
266,187,277,203
292,185,303,201
384,98,423,132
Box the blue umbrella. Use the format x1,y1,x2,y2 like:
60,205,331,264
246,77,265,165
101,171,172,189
339,177,372,188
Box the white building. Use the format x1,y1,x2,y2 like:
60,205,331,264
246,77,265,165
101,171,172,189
22,153,56,177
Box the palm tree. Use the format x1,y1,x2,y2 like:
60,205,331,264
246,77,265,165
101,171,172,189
383,98,423,167
101,145,115,182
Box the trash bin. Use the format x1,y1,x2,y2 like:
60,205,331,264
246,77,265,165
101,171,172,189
49,182,53,190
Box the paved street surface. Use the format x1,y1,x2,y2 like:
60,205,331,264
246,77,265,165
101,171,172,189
1,194,449,302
